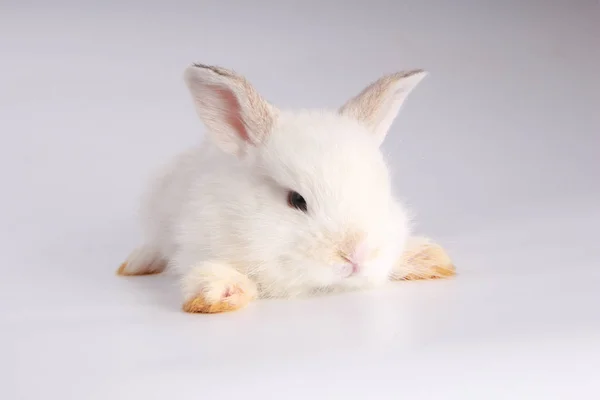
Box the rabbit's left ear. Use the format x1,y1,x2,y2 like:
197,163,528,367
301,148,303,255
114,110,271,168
184,64,278,156
339,70,427,145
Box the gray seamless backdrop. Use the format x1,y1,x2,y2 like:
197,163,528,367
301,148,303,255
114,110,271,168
1,1,599,399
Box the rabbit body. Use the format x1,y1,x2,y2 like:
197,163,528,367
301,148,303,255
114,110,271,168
118,63,453,313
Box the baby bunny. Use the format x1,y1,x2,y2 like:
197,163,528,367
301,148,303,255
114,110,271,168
117,63,456,313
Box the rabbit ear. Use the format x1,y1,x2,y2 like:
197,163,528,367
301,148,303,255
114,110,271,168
339,70,427,145
183,64,278,155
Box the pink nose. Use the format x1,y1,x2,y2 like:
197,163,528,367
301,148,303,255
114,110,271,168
350,240,368,265
344,240,369,275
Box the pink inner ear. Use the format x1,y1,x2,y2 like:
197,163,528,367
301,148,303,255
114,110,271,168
212,85,251,143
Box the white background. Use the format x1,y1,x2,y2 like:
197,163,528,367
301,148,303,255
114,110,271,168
1,1,599,398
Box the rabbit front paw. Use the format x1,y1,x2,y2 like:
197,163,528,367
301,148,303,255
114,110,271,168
391,236,456,281
181,261,257,313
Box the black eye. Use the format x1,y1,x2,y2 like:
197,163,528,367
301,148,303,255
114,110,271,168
287,191,307,212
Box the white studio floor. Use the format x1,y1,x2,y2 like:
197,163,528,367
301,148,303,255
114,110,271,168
1,1,599,399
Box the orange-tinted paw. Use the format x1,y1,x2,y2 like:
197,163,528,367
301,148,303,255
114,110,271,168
181,266,257,314
391,237,456,281
116,258,166,276
182,283,254,313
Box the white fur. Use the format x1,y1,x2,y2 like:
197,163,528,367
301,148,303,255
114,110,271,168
133,64,427,301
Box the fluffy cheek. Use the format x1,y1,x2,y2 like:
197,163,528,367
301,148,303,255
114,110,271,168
362,251,398,283
360,221,410,283
301,262,344,287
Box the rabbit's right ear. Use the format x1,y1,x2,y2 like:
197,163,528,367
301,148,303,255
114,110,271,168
183,64,278,156
339,70,427,146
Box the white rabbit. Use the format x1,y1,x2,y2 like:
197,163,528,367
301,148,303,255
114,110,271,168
117,64,455,313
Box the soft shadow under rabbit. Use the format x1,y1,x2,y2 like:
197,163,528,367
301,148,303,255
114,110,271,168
117,63,455,313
